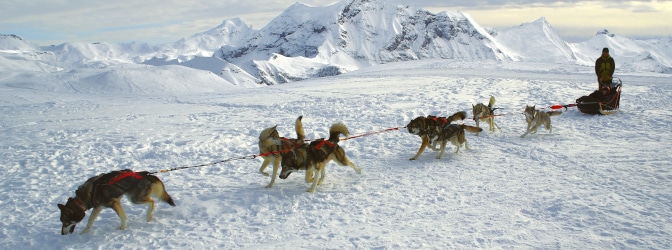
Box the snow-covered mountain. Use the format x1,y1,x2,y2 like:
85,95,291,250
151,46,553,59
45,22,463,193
205,0,519,85
0,34,40,51
1,0,671,88
496,18,576,63
156,18,256,63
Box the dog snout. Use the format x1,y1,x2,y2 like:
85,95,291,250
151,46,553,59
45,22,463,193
61,224,76,235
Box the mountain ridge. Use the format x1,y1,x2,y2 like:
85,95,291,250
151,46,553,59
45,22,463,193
1,0,670,87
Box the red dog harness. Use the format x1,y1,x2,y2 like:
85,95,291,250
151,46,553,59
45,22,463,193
107,171,143,185
429,116,449,125
314,140,335,150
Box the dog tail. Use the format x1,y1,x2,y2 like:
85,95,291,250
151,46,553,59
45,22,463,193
328,122,350,141
448,111,467,123
546,110,562,117
488,96,496,108
295,115,305,142
462,125,483,133
148,175,176,206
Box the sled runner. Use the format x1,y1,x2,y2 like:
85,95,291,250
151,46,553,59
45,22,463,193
576,77,622,115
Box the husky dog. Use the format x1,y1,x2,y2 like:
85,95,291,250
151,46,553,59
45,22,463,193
258,116,313,188
280,122,361,193
436,124,483,158
57,169,176,235
472,96,501,135
521,105,562,138
407,111,481,160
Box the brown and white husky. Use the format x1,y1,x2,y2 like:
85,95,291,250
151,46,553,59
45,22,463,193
57,169,175,235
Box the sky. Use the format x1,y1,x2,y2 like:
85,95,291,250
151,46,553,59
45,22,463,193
2,0,671,46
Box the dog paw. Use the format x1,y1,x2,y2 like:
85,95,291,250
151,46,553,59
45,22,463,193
260,172,269,177
117,225,126,230
264,184,274,188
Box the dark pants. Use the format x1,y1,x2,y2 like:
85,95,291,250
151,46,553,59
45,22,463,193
598,79,612,89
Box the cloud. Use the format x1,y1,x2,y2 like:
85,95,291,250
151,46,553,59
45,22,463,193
2,0,670,45
2,0,310,44
409,0,668,12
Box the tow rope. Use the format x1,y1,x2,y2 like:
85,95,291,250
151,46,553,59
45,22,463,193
146,95,614,175
548,103,578,110
150,126,405,174
342,126,404,140
150,154,258,174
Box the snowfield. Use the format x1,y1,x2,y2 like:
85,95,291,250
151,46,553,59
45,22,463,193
1,60,671,249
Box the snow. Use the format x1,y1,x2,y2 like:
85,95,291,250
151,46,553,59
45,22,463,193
1,59,671,249
1,0,671,247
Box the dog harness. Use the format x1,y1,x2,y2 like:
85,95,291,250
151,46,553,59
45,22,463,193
314,140,335,150
107,171,143,185
259,137,304,157
281,137,303,148
429,116,449,125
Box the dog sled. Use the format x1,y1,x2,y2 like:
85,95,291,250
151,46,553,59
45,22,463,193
576,77,622,115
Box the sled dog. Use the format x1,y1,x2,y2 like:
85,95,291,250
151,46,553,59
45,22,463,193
279,122,361,193
57,169,176,235
472,96,501,135
521,105,562,138
437,124,483,157
258,116,313,188
407,111,481,160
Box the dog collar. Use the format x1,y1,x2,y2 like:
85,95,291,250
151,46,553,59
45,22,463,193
74,197,86,210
